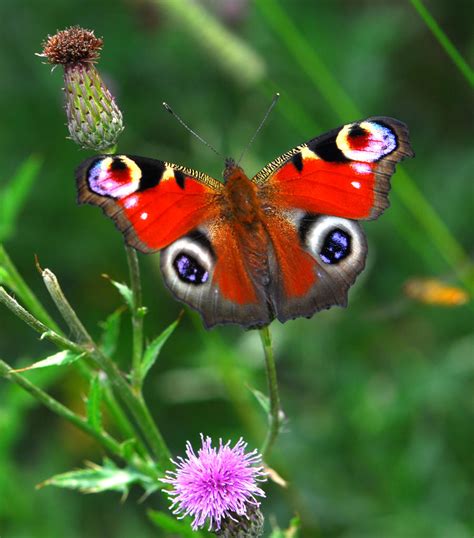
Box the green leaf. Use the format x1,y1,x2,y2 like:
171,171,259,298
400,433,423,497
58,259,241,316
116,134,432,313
99,309,122,356
269,516,301,538
148,510,208,537
140,317,180,381
119,439,138,461
87,375,103,431
0,155,42,242
0,266,12,287
38,458,154,495
269,530,285,538
286,516,301,537
109,279,133,310
12,350,83,373
249,386,270,414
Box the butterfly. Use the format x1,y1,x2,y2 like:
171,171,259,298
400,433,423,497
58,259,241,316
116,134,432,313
75,116,413,329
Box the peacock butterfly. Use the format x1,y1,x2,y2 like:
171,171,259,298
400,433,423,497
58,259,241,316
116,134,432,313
75,116,413,328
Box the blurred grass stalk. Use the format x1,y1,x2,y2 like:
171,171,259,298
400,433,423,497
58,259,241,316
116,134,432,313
256,0,473,294
409,0,474,88
155,0,266,86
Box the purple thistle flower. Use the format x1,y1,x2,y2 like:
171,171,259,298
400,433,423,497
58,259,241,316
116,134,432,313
161,435,266,532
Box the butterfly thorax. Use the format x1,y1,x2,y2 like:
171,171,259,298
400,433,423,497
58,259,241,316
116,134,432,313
223,161,263,227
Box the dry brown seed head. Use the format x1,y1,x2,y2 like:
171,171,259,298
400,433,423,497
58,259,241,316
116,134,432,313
40,26,103,65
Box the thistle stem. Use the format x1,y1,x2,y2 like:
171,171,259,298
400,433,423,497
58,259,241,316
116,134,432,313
125,246,144,393
0,254,149,457
0,359,159,480
258,325,282,459
0,285,171,469
0,359,120,454
42,268,94,345
0,287,84,353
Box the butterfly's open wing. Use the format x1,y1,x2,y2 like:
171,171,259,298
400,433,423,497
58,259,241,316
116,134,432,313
253,117,414,321
253,117,413,219
76,154,271,327
76,154,224,252
264,211,368,323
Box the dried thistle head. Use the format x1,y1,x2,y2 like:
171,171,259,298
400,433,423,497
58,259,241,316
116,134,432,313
38,26,123,151
40,26,103,65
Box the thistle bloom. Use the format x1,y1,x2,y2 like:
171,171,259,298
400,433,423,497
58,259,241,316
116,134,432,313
161,435,266,534
38,26,124,151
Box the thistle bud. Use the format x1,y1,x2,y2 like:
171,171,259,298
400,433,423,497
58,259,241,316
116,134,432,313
39,26,124,151
216,504,265,538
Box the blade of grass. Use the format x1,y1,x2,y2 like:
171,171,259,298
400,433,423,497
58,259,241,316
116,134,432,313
0,155,42,242
409,0,474,88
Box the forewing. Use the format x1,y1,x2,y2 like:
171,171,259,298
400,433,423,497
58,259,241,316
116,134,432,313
253,117,413,220
75,154,223,252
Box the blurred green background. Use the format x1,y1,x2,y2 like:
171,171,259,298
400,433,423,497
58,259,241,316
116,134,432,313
0,0,473,536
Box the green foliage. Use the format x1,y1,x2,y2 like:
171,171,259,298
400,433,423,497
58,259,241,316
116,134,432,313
0,155,41,242
140,317,180,382
109,279,134,310
86,374,103,431
99,309,123,357
13,350,83,372
39,458,157,496
249,386,270,415
148,510,209,538
269,516,301,538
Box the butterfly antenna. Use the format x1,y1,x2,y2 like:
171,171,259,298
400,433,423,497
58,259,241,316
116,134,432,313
163,102,223,158
237,93,280,166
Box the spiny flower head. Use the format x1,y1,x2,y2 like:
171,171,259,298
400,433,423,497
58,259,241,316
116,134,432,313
161,435,266,532
38,26,123,151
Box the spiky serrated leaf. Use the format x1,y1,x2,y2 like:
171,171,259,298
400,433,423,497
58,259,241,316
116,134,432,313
99,309,122,356
140,318,180,381
12,350,83,373
109,279,133,310
0,155,42,242
148,510,208,537
87,375,103,431
38,459,154,494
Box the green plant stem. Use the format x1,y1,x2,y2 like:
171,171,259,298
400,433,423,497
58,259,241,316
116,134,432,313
0,286,85,352
409,0,474,88
258,325,282,459
125,246,144,393
0,254,151,454
0,285,171,469
0,245,61,332
0,359,120,454
102,387,147,457
0,359,160,480
155,0,265,87
42,268,94,345
40,270,170,466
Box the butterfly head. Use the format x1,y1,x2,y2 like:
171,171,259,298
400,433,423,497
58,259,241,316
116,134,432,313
223,157,245,184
